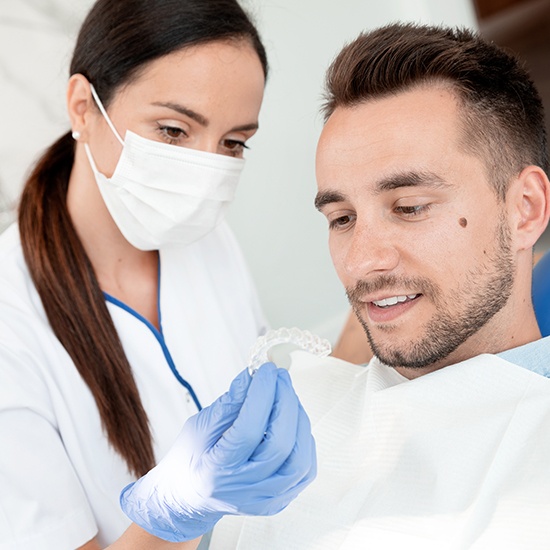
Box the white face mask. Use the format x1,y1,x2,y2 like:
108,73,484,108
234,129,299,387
83,85,245,251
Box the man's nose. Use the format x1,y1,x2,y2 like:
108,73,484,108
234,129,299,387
342,221,400,280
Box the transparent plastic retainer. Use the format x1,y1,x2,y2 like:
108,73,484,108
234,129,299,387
247,327,332,375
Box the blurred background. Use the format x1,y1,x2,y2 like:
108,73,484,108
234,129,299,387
0,0,548,343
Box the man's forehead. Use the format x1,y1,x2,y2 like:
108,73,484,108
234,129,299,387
319,85,461,143
316,87,463,181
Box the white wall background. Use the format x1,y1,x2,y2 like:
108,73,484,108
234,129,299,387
0,0,478,342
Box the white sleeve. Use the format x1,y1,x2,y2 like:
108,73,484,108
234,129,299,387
0,344,98,550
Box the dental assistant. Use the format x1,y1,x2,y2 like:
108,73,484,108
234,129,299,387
0,0,276,548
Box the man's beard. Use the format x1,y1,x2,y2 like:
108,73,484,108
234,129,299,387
346,216,515,369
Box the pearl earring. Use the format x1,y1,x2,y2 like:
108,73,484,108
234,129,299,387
72,130,81,140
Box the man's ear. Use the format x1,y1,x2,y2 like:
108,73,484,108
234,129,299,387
66,74,94,140
511,165,550,251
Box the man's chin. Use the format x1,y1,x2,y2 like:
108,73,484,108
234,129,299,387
369,339,448,370
359,314,458,368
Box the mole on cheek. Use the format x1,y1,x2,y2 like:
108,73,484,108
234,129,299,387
459,217,468,228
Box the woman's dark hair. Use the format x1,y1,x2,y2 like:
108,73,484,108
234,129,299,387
18,0,267,477
322,23,548,200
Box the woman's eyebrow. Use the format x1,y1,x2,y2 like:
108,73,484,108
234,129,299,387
151,101,259,133
229,122,259,132
152,101,209,126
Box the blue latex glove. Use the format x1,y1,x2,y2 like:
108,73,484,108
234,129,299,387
119,362,316,542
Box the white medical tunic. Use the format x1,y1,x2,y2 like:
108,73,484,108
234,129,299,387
211,348,550,550
0,222,266,550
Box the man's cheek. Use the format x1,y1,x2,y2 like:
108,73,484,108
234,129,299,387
329,244,350,285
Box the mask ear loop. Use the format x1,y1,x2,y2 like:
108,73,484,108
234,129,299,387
89,83,125,147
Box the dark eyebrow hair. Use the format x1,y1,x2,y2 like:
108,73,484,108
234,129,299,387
152,101,209,126
151,101,259,133
315,170,451,211
374,171,451,194
314,190,348,211
229,122,260,133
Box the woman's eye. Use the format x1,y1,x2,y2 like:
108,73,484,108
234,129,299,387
221,139,249,157
157,125,187,144
223,140,248,155
328,214,355,231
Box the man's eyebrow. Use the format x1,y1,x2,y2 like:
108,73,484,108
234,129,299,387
374,171,451,194
151,101,259,133
314,190,348,211
315,171,450,210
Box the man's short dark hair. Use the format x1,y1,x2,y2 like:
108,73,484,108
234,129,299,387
322,23,549,199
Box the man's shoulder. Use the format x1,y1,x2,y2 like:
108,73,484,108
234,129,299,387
497,336,550,378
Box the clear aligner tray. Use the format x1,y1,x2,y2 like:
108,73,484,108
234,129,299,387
248,327,332,375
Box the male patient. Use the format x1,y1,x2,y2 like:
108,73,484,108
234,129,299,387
210,22,550,549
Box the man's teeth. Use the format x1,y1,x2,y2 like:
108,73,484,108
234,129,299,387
372,294,418,307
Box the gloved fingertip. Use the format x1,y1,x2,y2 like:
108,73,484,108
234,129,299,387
248,361,278,388
256,361,277,373
276,366,293,384
228,366,253,400
211,362,279,464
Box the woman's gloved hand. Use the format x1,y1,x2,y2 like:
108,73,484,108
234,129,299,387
119,362,316,542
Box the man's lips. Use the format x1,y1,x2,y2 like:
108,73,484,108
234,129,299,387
360,293,422,323
370,293,419,308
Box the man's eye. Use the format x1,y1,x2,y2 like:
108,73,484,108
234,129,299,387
328,214,355,230
395,204,431,217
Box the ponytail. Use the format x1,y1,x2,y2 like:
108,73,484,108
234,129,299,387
18,133,155,477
